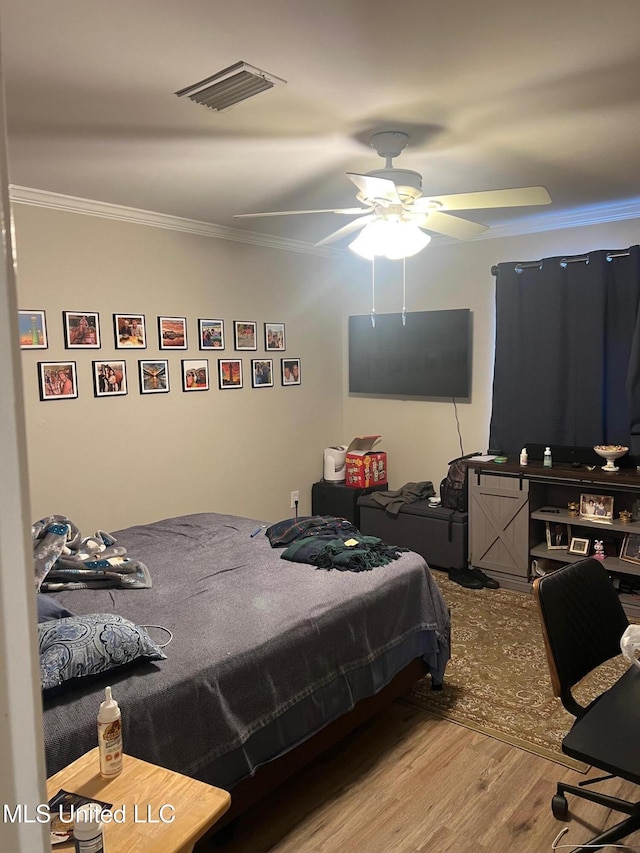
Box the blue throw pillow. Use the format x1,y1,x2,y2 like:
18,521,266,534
38,613,167,691
37,594,76,624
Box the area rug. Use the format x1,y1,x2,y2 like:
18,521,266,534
401,571,630,771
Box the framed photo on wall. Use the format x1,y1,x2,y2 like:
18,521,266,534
114,314,146,348
38,361,77,400
546,522,570,550
264,322,285,351
19,310,48,349
251,359,273,388
233,321,257,351
198,319,224,350
281,358,301,386
93,360,127,397
139,359,169,394
158,316,187,349
218,358,243,389
63,311,101,348
182,359,209,391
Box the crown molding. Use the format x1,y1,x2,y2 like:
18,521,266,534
8,185,342,258
9,184,640,252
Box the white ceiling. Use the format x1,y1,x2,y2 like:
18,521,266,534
2,0,640,248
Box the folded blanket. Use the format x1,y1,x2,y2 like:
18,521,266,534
369,481,435,517
32,515,152,591
281,533,408,572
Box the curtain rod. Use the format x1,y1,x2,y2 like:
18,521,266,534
490,250,631,276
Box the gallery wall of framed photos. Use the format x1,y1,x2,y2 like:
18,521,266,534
20,311,301,400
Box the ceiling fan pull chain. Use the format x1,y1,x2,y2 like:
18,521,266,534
371,258,376,328
402,257,407,326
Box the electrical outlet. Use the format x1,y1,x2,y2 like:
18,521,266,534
290,490,300,509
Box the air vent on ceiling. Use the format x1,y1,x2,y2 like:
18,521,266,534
175,61,286,112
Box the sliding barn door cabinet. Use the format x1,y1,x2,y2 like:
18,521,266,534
468,460,640,618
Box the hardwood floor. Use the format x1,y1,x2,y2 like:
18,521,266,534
198,702,640,853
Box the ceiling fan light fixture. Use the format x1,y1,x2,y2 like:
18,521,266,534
349,219,431,260
175,61,286,112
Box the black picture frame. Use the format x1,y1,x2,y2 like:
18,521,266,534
281,358,301,386
251,359,274,388
139,359,169,394
93,360,128,397
63,311,101,349
182,359,209,391
158,316,187,350
233,321,257,351
19,310,48,349
114,314,146,349
38,361,78,400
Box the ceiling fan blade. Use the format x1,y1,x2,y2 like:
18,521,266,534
347,173,401,205
411,210,489,240
414,186,552,212
234,206,371,218
314,215,375,247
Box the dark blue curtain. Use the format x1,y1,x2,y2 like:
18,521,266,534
489,246,640,459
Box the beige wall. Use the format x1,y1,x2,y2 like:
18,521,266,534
342,219,640,491
14,202,640,532
14,205,346,532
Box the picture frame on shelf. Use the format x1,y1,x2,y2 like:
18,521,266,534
251,359,273,388
114,314,146,349
139,359,169,394
546,521,570,550
182,359,209,391
264,322,285,351
93,360,127,397
63,311,101,348
568,536,590,556
620,533,640,564
233,321,257,351
198,319,224,350
38,361,77,400
18,310,48,349
158,316,187,349
218,358,243,389
579,492,614,521
281,358,301,385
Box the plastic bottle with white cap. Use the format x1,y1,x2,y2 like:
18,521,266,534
97,686,123,777
73,803,105,853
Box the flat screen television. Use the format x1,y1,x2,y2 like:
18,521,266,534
348,309,472,398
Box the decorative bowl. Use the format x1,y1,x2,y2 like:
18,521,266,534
594,445,629,472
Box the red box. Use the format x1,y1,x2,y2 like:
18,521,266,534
345,435,387,488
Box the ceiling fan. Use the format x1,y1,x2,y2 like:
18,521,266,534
234,131,552,253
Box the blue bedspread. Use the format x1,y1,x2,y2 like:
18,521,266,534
42,512,450,788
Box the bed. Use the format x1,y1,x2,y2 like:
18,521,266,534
41,512,450,821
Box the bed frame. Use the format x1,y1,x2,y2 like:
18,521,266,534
213,657,429,829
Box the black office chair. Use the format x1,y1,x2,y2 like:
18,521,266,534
533,558,640,850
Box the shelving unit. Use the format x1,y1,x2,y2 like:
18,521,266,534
530,506,640,578
468,459,640,618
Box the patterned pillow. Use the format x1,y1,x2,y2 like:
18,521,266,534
38,613,167,691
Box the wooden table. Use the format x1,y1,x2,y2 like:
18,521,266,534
47,748,230,853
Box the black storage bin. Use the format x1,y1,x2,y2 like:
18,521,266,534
357,496,468,570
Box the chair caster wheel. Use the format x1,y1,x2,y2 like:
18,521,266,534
552,794,569,820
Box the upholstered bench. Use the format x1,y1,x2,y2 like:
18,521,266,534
357,495,468,570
